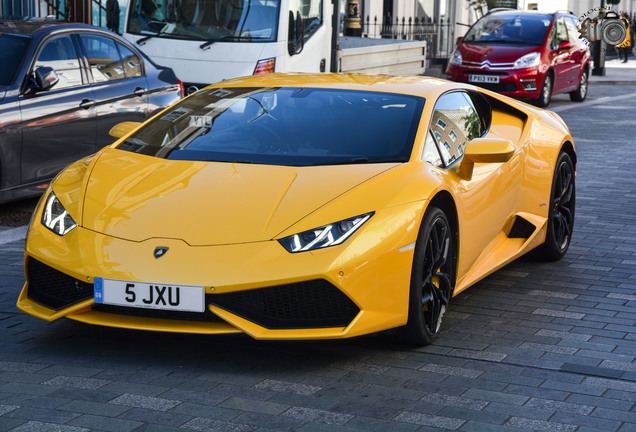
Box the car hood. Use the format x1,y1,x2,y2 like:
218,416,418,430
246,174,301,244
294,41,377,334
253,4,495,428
459,43,540,64
82,148,398,245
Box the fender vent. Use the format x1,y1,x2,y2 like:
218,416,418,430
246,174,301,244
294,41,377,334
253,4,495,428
507,216,536,239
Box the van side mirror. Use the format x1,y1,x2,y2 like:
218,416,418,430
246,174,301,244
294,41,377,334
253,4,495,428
457,137,515,180
288,10,305,56
109,121,142,139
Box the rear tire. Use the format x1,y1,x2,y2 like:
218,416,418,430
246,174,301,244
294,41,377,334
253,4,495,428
569,69,588,102
399,207,456,345
533,152,576,261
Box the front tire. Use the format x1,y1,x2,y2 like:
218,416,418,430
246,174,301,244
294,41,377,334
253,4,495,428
399,207,456,345
536,73,553,107
533,152,576,261
569,69,588,102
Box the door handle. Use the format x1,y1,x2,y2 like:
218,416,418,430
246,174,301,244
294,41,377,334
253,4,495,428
79,99,95,109
134,87,147,97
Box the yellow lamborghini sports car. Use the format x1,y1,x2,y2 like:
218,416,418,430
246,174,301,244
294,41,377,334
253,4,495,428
17,73,576,345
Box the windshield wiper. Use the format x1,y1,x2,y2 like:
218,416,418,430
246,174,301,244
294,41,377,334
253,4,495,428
349,157,369,164
199,36,249,50
247,96,277,122
137,25,169,46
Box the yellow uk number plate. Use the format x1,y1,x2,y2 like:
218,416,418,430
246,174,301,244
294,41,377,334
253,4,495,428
94,278,205,312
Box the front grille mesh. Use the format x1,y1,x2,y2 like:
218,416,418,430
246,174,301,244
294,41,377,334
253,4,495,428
472,82,518,93
210,279,360,329
27,258,93,310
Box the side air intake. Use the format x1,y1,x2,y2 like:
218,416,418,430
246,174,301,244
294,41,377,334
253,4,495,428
507,215,536,239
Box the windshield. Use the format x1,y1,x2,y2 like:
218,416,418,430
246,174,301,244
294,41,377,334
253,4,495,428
463,13,551,45
0,34,30,86
118,87,425,166
127,0,279,42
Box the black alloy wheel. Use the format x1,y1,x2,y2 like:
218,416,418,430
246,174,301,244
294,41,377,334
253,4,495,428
400,206,456,345
533,151,576,261
570,69,588,102
536,73,553,107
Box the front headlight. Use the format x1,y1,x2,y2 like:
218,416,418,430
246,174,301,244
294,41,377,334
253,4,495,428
278,213,373,253
41,192,77,236
449,50,463,66
514,52,541,69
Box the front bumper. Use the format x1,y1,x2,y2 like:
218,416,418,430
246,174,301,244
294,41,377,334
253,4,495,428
17,203,422,340
447,65,543,99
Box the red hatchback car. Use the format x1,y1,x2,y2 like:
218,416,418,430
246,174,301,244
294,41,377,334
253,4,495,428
446,10,591,107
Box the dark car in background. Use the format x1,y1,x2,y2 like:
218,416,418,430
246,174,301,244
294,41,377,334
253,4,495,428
446,10,591,107
0,21,183,204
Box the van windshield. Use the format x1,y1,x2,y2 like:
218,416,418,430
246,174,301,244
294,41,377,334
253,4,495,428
463,13,551,45
127,0,279,42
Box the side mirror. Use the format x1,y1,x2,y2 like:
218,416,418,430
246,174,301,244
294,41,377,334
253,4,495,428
457,137,515,180
455,36,463,46
288,10,305,56
558,40,571,51
109,121,142,139
29,67,59,94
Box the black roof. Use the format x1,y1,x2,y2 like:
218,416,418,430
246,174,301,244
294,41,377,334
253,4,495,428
0,20,102,36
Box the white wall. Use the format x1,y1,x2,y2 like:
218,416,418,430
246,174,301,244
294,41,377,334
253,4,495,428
518,0,568,12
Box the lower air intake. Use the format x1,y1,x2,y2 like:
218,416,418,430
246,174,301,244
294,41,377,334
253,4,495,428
210,279,360,329
27,258,93,310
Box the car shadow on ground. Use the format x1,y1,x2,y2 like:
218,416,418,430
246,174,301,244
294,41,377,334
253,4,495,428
12,255,557,376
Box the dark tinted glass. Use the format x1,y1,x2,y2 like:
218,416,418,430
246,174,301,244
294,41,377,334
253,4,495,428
35,35,82,89
118,87,425,166
80,34,125,81
0,34,30,86
117,42,143,77
464,13,552,45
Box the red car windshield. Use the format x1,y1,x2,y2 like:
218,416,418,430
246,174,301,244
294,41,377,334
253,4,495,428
463,13,552,45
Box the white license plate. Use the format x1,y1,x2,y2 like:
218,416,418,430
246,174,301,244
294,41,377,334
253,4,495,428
94,278,205,312
469,75,500,83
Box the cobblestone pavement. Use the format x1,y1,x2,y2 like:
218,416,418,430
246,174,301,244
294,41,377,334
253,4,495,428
0,86,635,432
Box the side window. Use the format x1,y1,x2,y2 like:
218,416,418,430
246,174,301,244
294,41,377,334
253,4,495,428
430,91,483,167
290,0,322,40
34,35,82,90
550,17,568,49
117,42,143,78
79,34,125,82
564,16,580,44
